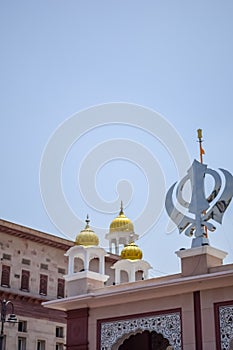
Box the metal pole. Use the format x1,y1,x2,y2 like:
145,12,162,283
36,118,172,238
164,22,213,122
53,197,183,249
0,300,6,350
197,128,204,164
0,335,3,350
0,299,17,350
197,129,208,239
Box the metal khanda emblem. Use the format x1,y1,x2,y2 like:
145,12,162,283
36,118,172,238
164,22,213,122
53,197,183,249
165,159,233,248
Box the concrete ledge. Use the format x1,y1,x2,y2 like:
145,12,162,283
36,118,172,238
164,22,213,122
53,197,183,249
64,270,109,283
175,246,228,277
176,246,227,260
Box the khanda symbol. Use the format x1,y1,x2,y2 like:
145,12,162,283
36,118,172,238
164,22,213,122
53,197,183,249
165,160,233,247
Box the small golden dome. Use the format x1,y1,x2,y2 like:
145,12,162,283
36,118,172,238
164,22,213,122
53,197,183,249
121,241,143,260
75,215,99,246
110,201,134,233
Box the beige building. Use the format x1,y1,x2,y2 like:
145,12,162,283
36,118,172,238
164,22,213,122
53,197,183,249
0,218,73,350
0,217,120,350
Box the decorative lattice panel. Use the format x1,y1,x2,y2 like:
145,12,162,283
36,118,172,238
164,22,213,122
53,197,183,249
218,305,233,350
100,311,182,350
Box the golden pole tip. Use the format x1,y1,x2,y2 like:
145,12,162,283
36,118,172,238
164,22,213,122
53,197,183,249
120,200,124,214
197,128,202,139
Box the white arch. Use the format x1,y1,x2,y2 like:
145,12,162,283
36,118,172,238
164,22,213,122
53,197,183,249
65,245,107,275
105,231,139,255
111,259,152,284
112,330,173,350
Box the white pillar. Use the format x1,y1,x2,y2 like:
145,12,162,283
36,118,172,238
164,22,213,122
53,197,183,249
99,255,105,275
129,267,135,283
115,268,120,284
84,251,89,271
68,255,74,275
116,238,119,255
144,269,148,280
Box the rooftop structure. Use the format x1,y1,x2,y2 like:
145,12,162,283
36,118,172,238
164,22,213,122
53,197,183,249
43,152,233,350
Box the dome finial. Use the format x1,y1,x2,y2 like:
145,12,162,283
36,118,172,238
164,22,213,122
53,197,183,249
75,215,99,246
120,200,124,215
85,214,90,228
109,202,134,233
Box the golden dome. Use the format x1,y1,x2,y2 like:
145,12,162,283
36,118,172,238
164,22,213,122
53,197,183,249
121,241,143,260
110,202,134,233
75,215,99,246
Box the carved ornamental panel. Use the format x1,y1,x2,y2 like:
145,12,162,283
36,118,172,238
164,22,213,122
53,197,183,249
99,310,182,350
218,304,233,350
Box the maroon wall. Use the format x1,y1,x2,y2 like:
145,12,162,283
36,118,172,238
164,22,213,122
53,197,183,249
66,308,89,350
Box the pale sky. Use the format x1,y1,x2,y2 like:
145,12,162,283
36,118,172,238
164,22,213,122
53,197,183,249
1,1,233,276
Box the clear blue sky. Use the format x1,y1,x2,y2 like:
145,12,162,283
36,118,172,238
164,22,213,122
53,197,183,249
1,1,233,275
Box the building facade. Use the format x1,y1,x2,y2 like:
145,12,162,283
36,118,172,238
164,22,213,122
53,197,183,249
0,217,120,350
0,219,72,350
43,210,233,350
2,199,233,349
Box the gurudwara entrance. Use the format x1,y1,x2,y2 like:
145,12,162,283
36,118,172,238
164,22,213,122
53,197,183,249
118,331,171,350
